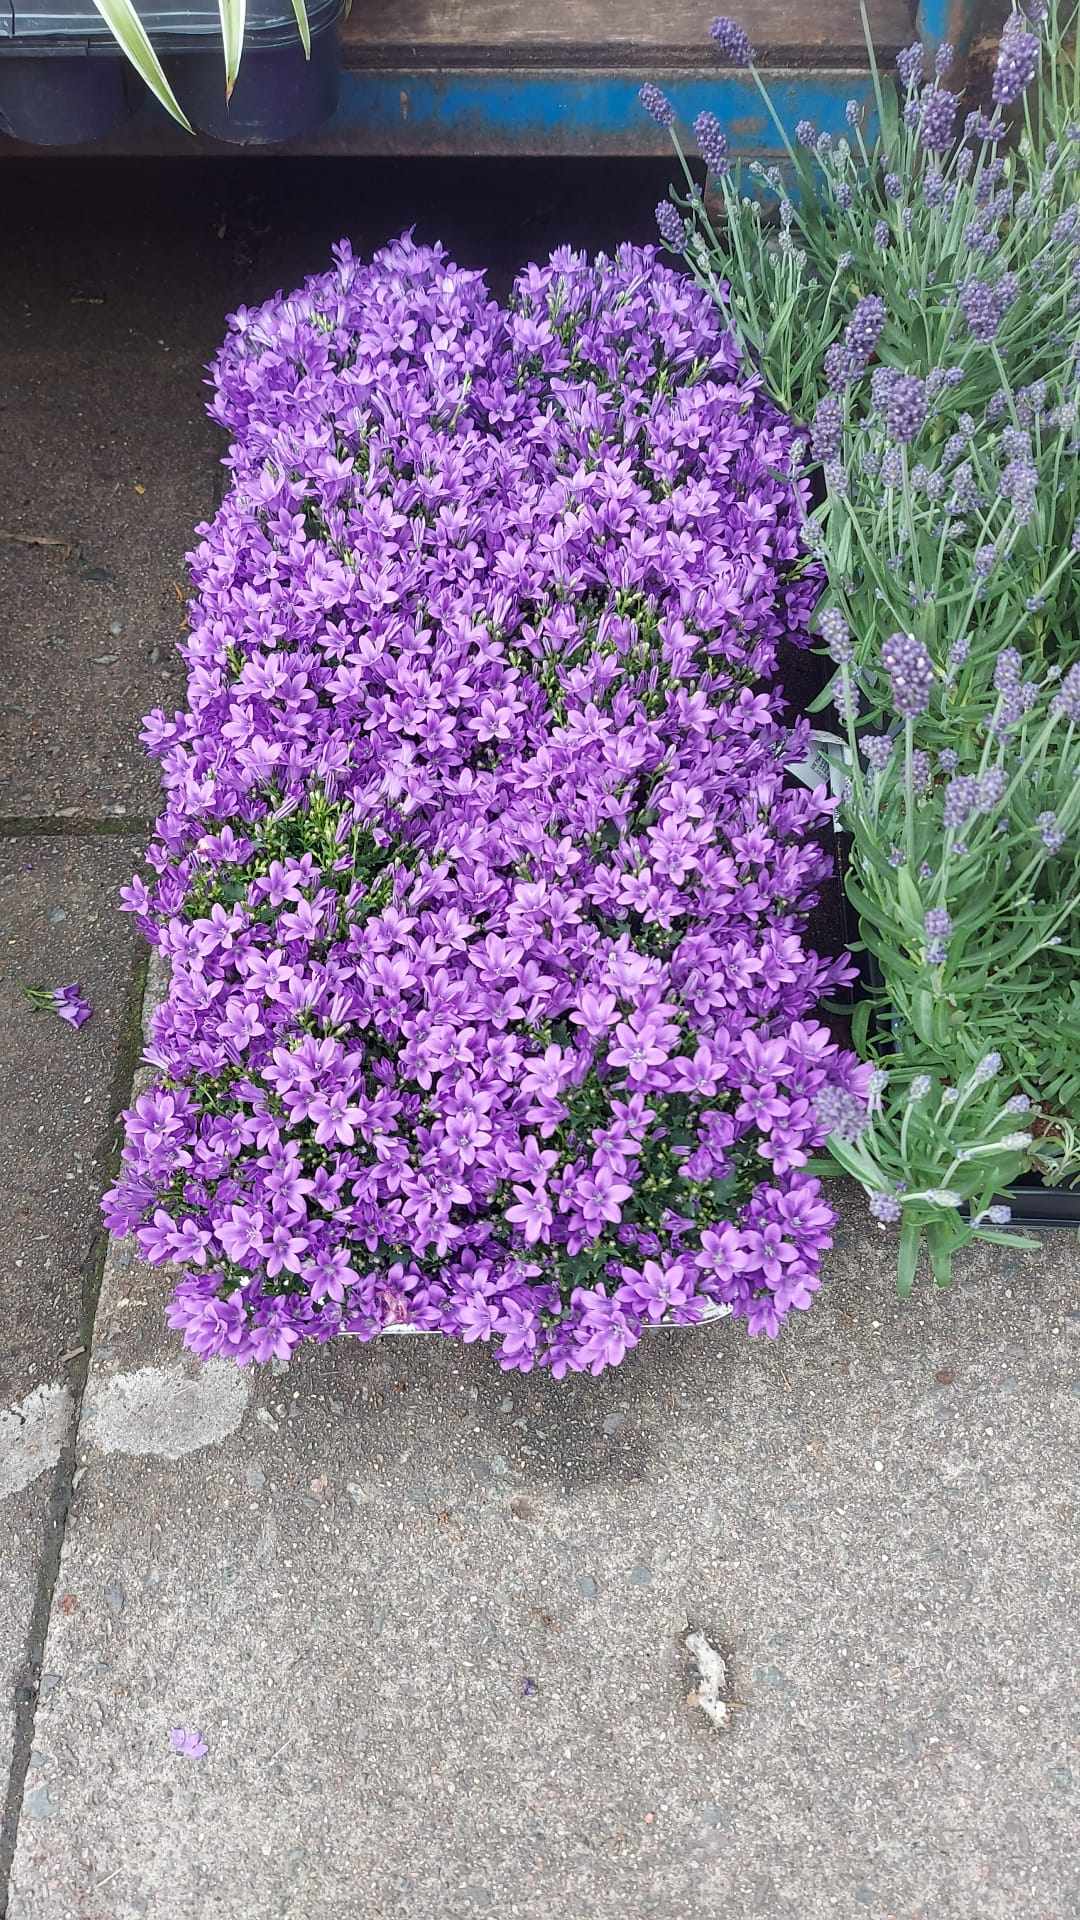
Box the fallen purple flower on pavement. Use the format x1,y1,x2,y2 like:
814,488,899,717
23,983,93,1029
168,1726,208,1760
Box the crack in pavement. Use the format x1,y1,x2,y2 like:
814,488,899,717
0,939,150,1919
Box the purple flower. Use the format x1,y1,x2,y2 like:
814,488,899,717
1036,810,1065,852
873,220,890,250
924,907,953,939
813,1084,866,1142
1051,664,1080,724
639,83,675,129
896,43,924,90
817,608,853,663
919,88,959,155
976,767,1007,813
957,278,1006,345
824,342,858,390
844,294,885,362
881,374,927,445
694,111,729,174
709,16,753,65
868,1190,902,1224
882,632,934,717
24,982,93,1029
169,1726,208,1760
943,775,980,829
993,19,1040,107
101,234,869,1375
811,394,844,461
1000,456,1038,525
796,119,817,149
655,201,688,252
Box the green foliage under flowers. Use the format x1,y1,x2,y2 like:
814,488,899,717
654,3,1080,1286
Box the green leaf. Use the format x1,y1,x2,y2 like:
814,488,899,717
218,0,246,98
290,0,312,56
895,868,923,927
896,1215,921,1299
90,0,193,130
974,1229,1043,1250
925,1221,959,1289
911,989,937,1048
851,999,873,1053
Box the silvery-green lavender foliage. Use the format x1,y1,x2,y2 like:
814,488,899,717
649,6,1080,1288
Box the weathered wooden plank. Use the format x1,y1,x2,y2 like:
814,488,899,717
342,0,915,68
0,64,884,157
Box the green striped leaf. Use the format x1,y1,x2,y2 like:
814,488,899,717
290,0,311,58
218,0,247,99
90,0,192,132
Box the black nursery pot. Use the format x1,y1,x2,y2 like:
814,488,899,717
0,0,341,146
0,43,129,145
834,857,1080,1230
161,0,341,144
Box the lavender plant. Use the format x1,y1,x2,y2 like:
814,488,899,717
648,6,1080,1286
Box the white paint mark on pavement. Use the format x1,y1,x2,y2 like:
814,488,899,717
81,1362,250,1460
0,1385,72,1500
685,1630,732,1730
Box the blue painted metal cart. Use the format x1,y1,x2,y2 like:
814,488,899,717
0,0,987,154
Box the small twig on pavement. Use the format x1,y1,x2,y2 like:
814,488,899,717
0,529,70,550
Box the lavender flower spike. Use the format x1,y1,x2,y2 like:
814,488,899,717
882,632,934,717
883,374,927,444
1051,663,1080,725
693,111,729,174
896,43,924,90
639,83,675,128
993,18,1040,108
655,201,688,251
709,16,753,65
919,88,959,155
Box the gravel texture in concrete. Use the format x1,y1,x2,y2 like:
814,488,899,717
8,1205,1078,1920
0,834,142,1815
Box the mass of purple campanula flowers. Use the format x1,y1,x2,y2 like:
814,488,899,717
103,238,870,1375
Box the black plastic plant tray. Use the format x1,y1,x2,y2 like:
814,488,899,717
0,0,341,145
832,837,1080,1230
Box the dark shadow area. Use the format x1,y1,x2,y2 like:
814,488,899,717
3,156,676,331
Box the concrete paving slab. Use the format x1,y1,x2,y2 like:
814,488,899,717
8,1199,1078,1920
0,834,142,1822
0,348,216,821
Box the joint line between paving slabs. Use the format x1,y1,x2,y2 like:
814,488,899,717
0,943,151,1918
0,817,154,840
